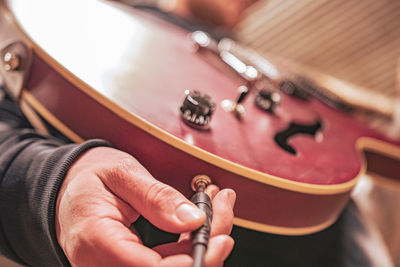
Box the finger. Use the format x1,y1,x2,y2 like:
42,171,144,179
205,184,219,200
204,235,234,267
65,218,156,266
66,217,195,267
210,189,236,237
96,151,205,233
167,188,236,248
176,184,220,243
152,234,234,265
159,255,192,267
153,239,192,257
178,232,191,243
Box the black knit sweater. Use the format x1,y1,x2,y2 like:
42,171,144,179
0,90,109,266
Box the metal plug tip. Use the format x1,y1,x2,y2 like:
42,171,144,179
191,174,212,192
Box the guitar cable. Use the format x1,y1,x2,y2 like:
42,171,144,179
190,175,213,267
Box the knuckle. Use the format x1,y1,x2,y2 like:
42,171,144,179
100,156,139,187
118,156,139,170
110,157,137,177
213,211,234,236
145,181,179,208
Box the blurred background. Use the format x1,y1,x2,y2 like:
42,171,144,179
237,0,400,99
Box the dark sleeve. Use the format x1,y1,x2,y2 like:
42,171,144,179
0,91,110,266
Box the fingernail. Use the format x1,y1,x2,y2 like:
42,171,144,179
176,203,204,222
224,189,236,209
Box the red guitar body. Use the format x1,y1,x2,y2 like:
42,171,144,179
1,0,399,235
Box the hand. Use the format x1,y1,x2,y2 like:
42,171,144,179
56,147,236,267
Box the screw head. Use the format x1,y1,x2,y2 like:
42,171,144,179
3,51,20,71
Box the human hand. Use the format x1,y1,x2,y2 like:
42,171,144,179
56,147,235,267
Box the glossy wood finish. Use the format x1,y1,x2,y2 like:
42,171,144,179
1,0,400,234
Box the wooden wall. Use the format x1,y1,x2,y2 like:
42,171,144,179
237,0,400,97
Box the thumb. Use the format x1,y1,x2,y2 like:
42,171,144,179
139,179,206,233
98,153,205,233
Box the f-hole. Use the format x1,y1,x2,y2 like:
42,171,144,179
274,120,323,155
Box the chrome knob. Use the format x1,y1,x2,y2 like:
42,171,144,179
255,89,281,113
180,90,216,130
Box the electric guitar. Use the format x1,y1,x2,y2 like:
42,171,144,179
1,0,399,235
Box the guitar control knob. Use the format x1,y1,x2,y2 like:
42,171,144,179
255,89,281,113
180,90,216,130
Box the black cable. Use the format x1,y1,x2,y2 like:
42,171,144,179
190,175,213,267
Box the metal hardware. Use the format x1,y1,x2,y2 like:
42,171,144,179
279,79,310,100
3,51,20,71
190,174,213,267
191,174,212,192
191,31,260,84
255,89,281,113
221,85,248,117
0,41,32,100
180,90,216,130
191,31,264,118
218,53,259,117
191,31,217,51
